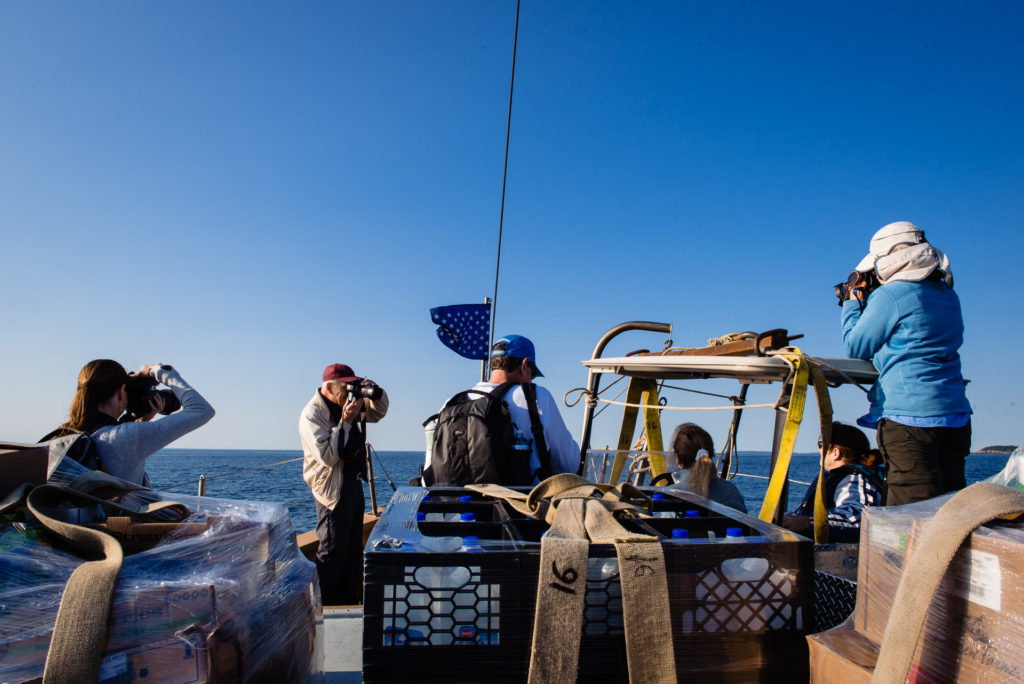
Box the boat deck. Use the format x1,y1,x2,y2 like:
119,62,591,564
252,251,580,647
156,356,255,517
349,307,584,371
323,607,362,682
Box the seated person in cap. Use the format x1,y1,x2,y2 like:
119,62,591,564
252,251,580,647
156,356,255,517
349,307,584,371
784,422,886,542
426,334,579,482
300,363,388,605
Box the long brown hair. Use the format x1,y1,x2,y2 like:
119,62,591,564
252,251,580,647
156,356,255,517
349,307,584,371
671,423,717,498
66,359,129,431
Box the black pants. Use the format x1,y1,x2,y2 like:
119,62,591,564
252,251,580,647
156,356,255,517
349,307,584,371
315,475,365,605
877,418,971,506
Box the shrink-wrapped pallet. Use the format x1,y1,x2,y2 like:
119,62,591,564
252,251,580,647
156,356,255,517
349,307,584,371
0,459,322,683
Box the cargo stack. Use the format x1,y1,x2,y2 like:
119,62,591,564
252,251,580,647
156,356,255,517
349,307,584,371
808,491,1024,682
363,485,815,683
0,490,322,683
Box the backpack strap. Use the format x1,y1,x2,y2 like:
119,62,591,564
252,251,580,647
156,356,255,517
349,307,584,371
521,383,553,481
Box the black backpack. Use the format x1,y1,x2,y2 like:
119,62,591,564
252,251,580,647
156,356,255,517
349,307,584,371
38,427,104,472
423,382,551,487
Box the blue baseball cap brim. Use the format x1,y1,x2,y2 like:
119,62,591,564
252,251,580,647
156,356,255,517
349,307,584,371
491,335,543,377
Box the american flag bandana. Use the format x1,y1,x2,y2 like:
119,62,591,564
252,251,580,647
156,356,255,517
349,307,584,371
430,304,491,360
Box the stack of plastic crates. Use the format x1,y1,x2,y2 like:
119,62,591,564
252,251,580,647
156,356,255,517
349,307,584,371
362,486,814,683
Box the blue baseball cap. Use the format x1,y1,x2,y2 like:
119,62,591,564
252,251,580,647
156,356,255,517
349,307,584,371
491,334,543,377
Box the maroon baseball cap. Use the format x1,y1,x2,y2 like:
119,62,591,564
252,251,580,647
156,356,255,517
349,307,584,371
323,363,361,383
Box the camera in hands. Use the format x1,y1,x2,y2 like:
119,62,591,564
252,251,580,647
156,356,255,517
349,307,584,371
124,374,182,421
834,270,880,306
346,381,383,401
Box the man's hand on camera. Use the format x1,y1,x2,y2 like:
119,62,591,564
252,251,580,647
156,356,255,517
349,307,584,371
342,396,364,424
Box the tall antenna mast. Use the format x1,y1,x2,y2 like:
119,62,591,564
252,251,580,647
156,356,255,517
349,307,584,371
489,0,521,355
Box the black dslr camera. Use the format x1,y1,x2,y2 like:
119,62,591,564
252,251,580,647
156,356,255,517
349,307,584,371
345,381,383,401
834,270,880,307
124,374,182,421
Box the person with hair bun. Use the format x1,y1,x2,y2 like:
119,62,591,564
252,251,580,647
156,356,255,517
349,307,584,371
784,422,886,542
668,423,747,513
44,359,214,485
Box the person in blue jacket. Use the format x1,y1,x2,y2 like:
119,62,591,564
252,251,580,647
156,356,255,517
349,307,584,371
841,221,971,505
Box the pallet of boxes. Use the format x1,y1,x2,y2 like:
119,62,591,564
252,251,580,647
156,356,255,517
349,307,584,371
808,481,1024,683
0,442,323,683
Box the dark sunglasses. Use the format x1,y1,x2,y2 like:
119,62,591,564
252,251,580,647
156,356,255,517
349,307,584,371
817,438,823,449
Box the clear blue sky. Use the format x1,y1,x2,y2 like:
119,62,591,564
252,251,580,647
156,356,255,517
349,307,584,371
2,2,1021,455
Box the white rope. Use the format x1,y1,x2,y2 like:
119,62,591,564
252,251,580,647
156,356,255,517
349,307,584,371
594,397,779,411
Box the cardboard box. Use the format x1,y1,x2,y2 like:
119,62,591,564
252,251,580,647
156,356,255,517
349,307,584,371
807,619,876,683
97,629,242,684
851,502,1024,682
855,505,914,642
0,442,48,501
0,585,219,676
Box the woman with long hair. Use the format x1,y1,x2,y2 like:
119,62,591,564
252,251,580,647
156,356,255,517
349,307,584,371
785,421,886,542
49,359,214,485
668,423,747,513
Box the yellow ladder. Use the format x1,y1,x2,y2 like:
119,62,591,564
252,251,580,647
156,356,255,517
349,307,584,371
607,378,668,486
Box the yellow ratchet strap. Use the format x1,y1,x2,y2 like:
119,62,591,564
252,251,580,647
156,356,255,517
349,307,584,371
758,352,809,523
808,362,833,544
641,383,668,483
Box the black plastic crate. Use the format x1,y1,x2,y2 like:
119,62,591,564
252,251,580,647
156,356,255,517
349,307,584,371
363,486,813,683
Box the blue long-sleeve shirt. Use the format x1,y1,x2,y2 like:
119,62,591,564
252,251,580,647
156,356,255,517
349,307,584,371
841,279,971,422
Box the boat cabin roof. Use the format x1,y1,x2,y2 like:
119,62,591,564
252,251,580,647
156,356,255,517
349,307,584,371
581,354,877,385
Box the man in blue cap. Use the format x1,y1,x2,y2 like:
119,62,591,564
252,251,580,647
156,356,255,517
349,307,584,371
474,334,579,480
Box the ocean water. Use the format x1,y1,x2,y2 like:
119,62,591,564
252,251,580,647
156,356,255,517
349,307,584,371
145,448,1014,534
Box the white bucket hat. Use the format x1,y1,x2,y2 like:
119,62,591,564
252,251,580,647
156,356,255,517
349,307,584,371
854,221,926,272
855,221,952,285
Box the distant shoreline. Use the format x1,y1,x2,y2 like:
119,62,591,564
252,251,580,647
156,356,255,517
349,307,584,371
975,445,1018,455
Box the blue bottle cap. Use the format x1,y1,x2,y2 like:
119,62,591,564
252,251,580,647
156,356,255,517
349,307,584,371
464,535,480,544
460,512,476,522
671,528,689,539
726,527,743,537
685,510,700,518
416,512,426,522
422,495,431,501
459,495,472,502
652,493,665,501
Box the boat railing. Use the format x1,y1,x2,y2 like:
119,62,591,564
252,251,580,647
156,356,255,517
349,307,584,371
584,448,811,487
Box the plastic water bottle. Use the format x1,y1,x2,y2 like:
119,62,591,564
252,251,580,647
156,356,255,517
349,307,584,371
462,536,484,552
415,536,467,645
671,528,689,539
651,493,674,518
427,511,445,522
584,556,621,636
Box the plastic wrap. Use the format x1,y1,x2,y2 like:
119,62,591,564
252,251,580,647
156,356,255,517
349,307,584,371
0,458,323,683
363,485,814,683
984,445,1024,490
809,486,1024,682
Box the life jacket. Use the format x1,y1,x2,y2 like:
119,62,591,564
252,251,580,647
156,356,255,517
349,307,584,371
794,463,887,516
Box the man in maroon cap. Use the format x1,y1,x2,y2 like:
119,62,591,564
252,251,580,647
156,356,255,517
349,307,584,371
300,363,389,605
